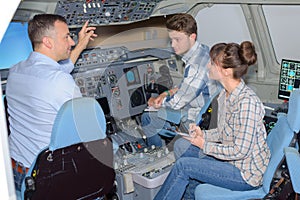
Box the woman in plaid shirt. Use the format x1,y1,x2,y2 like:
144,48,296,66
154,41,270,200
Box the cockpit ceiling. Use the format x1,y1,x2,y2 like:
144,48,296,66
13,0,300,25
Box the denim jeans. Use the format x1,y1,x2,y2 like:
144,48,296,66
12,161,27,191
173,137,194,159
141,111,172,147
154,145,256,200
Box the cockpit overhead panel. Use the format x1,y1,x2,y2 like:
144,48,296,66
55,0,163,28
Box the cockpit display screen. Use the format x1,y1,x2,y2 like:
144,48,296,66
278,59,300,100
123,66,141,86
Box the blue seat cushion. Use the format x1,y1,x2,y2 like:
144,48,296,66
195,184,266,200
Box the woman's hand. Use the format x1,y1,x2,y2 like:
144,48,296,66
189,134,205,149
189,123,203,137
183,123,205,149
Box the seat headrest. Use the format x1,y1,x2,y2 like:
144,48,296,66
287,89,300,132
49,97,106,151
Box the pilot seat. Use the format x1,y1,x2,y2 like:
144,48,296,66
20,97,115,200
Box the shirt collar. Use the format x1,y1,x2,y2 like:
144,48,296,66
30,52,59,66
182,40,200,64
30,51,72,71
227,79,246,103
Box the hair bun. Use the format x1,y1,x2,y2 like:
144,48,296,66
239,41,257,66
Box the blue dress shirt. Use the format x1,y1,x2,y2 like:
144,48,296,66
6,52,82,167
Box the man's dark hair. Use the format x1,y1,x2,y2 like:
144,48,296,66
28,14,67,49
166,13,197,36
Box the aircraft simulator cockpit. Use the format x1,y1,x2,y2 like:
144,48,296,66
1,0,300,200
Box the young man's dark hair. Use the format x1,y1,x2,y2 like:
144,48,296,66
166,13,197,38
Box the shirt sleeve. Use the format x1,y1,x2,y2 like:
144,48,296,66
203,128,221,142
163,63,209,110
58,59,74,73
203,97,260,161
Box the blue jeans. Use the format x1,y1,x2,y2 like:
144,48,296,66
173,137,193,159
12,161,27,191
154,145,256,200
141,112,172,147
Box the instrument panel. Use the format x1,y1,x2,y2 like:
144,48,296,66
72,46,181,120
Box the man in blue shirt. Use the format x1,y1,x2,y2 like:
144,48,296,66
6,14,97,191
141,13,220,147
